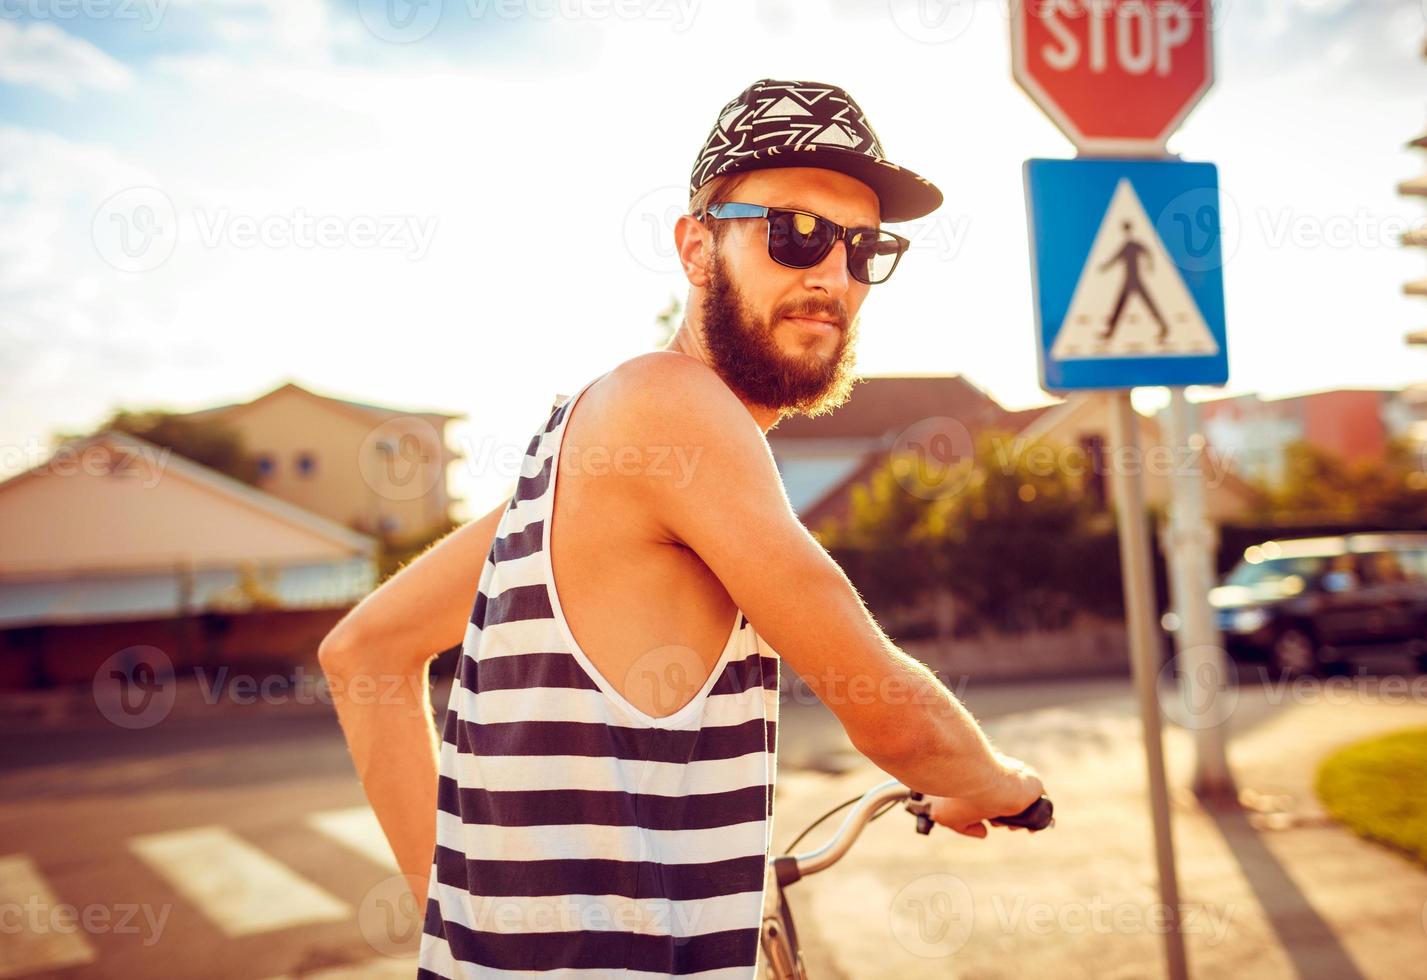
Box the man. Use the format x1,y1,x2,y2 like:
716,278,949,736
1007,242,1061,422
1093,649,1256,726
320,78,1045,978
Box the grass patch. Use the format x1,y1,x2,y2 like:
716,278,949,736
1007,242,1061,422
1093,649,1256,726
1315,727,1427,867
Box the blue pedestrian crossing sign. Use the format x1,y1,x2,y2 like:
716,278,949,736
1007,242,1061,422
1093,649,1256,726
1023,158,1228,392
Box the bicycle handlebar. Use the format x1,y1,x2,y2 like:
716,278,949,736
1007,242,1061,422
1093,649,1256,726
989,795,1055,831
773,779,1055,888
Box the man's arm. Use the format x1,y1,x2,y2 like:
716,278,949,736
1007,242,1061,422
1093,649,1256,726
318,491,512,897
612,355,1041,829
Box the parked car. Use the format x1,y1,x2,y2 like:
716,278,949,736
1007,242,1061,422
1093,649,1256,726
1202,533,1427,675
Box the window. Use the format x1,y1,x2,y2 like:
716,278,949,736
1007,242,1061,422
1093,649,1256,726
296,451,317,478
256,453,276,478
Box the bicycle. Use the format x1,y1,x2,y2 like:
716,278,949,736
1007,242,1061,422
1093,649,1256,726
759,780,1056,979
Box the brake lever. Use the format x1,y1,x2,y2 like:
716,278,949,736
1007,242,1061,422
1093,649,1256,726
905,792,1056,834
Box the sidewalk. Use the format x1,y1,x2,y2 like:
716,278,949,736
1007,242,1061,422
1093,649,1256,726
770,672,1427,980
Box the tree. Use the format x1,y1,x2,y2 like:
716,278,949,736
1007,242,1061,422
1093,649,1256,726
69,410,261,486
1255,439,1427,524
654,295,682,348
819,430,1122,633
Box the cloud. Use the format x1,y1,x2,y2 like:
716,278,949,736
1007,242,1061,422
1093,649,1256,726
0,20,133,98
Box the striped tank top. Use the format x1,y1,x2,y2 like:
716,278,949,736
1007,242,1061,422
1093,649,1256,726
418,375,782,979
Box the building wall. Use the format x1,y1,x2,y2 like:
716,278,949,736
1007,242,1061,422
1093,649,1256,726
214,389,451,543
1301,390,1387,465
0,442,358,577
0,606,348,689
1034,394,1257,524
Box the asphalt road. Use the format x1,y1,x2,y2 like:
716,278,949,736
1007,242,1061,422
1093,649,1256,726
0,668,1143,980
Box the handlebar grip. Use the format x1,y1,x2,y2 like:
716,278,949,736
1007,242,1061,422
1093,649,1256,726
989,796,1054,831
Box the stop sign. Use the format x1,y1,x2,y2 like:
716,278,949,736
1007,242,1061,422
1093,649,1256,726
1012,0,1215,155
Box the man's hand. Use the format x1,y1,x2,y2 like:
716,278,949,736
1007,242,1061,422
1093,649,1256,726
925,753,1045,839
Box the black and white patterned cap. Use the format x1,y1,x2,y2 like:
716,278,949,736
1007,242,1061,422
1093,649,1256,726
689,78,943,224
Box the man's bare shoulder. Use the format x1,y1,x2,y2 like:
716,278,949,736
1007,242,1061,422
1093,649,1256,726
592,352,754,443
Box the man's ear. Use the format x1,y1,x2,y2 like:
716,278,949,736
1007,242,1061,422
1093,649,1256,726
673,213,714,288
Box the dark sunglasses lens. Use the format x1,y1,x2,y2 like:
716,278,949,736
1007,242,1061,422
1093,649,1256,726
768,211,836,267
848,231,905,284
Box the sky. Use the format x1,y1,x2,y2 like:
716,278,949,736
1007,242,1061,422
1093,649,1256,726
1,0,1425,515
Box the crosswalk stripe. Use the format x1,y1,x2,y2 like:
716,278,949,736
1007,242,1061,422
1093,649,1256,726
305,807,399,871
0,854,98,979
128,826,350,937
256,953,417,980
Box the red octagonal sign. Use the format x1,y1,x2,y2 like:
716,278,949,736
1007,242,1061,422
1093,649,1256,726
1012,0,1215,155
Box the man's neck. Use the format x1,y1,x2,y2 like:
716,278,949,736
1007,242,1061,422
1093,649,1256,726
663,323,782,434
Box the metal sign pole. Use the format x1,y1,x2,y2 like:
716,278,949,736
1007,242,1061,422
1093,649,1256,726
1107,390,1190,980
1162,387,1236,798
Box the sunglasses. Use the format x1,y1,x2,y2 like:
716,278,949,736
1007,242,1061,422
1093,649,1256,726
696,202,911,285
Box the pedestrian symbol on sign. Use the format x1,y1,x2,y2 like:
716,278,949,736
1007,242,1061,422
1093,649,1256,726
1050,178,1219,361
1100,222,1170,343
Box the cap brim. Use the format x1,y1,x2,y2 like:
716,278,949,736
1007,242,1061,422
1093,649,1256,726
707,145,943,224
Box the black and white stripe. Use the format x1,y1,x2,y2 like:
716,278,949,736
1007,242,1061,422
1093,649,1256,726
418,377,781,979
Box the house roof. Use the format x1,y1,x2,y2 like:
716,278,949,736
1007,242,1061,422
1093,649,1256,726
0,429,378,578
768,375,1055,443
182,380,465,426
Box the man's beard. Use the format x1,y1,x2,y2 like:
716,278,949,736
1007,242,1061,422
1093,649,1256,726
699,246,860,419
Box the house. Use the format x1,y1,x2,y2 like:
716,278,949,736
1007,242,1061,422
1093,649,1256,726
1197,388,1407,487
176,381,464,547
767,374,1055,524
768,376,1258,532
0,430,379,688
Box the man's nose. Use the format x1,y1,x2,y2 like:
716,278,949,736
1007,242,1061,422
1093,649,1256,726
801,239,850,296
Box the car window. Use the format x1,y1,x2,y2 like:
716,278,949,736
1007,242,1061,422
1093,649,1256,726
1362,550,1406,585
1225,555,1328,588
1393,547,1427,582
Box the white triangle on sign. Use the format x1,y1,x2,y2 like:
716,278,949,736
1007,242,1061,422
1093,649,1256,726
1050,179,1219,361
